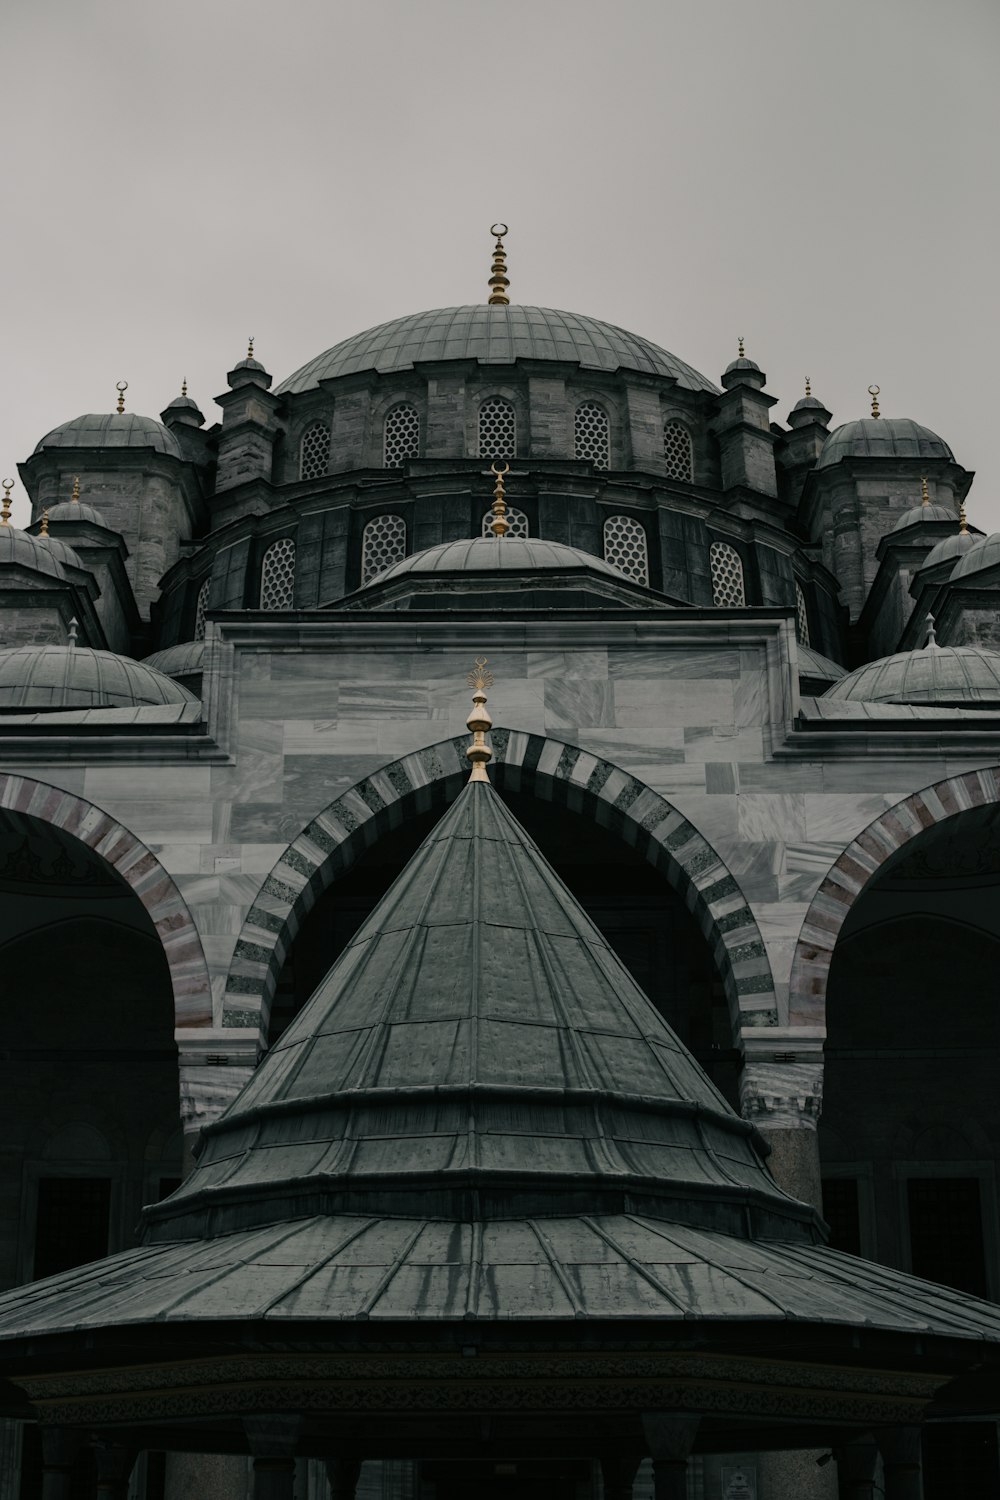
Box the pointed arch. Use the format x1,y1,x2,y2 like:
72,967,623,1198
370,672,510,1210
0,775,212,1029
789,767,1000,1030
223,733,776,1043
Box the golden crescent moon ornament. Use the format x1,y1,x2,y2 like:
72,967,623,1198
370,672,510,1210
490,222,508,240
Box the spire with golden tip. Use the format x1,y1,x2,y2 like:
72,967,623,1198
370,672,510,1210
465,657,494,783
737,336,745,359
181,377,188,397
959,499,969,535
488,461,510,537
487,224,509,306
247,337,255,360
805,375,811,398
868,384,880,419
70,475,80,505
39,509,49,537
116,381,128,414
920,476,930,507
0,479,12,527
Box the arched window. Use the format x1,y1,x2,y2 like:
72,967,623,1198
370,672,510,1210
362,514,406,584
574,401,610,469
383,403,420,468
795,581,811,646
299,421,330,481
663,419,693,482
603,515,648,585
478,396,516,459
481,507,529,538
710,541,746,606
193,578,210,641
260,537,296,610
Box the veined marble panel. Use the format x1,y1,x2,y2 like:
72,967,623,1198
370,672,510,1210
607,647,741,680
543,679,615,729
239,680,340,719
282,754,390,819
338,685,431,720
803,794,896,842
565,727,686,761
734,670,768,728
778,842,843,902
86,800,214,844
684,726,764,762
738,794,807,842
668,792,739,845
269,653,412,683
526,650,609,679
715,838,784,903
83,766,212,801
213,719,284,803
282,721,379,755
614,679,735,727
625,762,709,794
151,844,207,874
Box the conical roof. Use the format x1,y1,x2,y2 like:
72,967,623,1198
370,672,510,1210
145,780,814,1244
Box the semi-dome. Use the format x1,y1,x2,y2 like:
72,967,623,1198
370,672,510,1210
33,412,182,460
951,532,1000,582
817,417,953,470
892,501,955,531
797,644,846,685
276,306,720,396
143,640,206,681
824,644,1000,707
921,527,980,571
0,645,196,711
368,535,625,586
29,529,82,572
46,499,110,527
0,527,67,581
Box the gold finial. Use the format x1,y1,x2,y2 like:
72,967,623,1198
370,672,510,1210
959,499,969,535
920,476,930,507
487,224,510,306
181,377,188,397
737,336,745,359
868,384,880,419
247,337,255,360
465,657,495,783
115,380,128,414
40,509,49,537
1,478,13,527
805,375,811,397
488,461,510,537
70,475,80,505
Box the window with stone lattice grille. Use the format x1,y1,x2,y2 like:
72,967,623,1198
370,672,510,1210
362,514,407,584
259,537,296,610
481,507,529,539
663,419,693,482
478,397,516,459
603,515,648,585
795,581,811,646
193,578,210,642
299,421,330,481
383,403,420,468
710,541,746,607
574,401,610,469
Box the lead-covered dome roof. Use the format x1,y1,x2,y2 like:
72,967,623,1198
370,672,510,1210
0,645,196,710
0,527,67,581
276,306,720,395
369,535,625,586
951,532,1000,581
824,645,1000,706
34,412,182,459
817,417,952,470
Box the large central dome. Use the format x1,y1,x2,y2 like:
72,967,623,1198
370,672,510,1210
276,305,720,395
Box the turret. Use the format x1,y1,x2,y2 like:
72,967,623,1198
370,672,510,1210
213,339,282,493
711,339,778,498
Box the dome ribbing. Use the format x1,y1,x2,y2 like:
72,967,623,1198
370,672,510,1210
824,645,1000,706
370,535,624,586
817,417,952,469
0,645,197,710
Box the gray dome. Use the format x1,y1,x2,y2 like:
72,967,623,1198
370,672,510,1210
951,532,1000,582
276,306,720,396
0,527,67,581
0,645,196,711
47,499,109,527
724,356,761,375
29,530,81,572
817,418,952,470
892,502,955,531
791,395,827,415
143,641,206,679
921,528,980,571
824,645,1000,707
34,412,182,459
369,535,626,587
797,644,846,684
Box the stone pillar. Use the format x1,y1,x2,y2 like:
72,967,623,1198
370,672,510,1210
325,1457,361,1498
878,1427,923,1500
836,1436,879,1499
641,1414,698,1500
600,1456,640,1500
243,1417,300,1500
94,1442,135,1500
40,1428,81,1500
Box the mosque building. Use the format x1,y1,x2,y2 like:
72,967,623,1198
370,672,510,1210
1,228,1000,1500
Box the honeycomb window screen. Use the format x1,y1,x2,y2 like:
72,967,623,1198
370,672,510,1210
299,421,330,480
481,507,529,538
663,419,694,481
260,537,296,610
478,397,516,459
795,581,811,646
362,514,407,583
603,515,648,585
574,401,610,469
383,403,420,468
193,578,210,641
710,541,746,607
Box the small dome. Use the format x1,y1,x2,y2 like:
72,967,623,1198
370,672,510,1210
817,417,952,470
33,412,182,460
29,530,82,572
797,644,846,684
724,356,761,376
792,394,826,414
0,645,196,711
143,641,205,680
0,527,67,582
951,532,1000,582
824,645,1000,707
368,535,626,587
891,502,955,532
47,499,110,527
921,528,980,571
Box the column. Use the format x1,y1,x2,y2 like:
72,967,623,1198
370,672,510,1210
94,1442,135,1500
878,1427,923,1500
325,1457,361,1499
40,1428,81,1500
243,1415,301,1500
641,1414,699,1500
600,1456,640,1500
836,1436,879,1500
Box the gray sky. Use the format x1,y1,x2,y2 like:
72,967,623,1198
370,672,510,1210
4,0,998,530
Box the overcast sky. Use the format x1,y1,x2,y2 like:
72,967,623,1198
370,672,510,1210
4,0,998,529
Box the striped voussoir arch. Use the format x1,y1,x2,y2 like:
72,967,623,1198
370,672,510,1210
0,773,213,1029
223,730,777,1041
789,766,1000,1029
